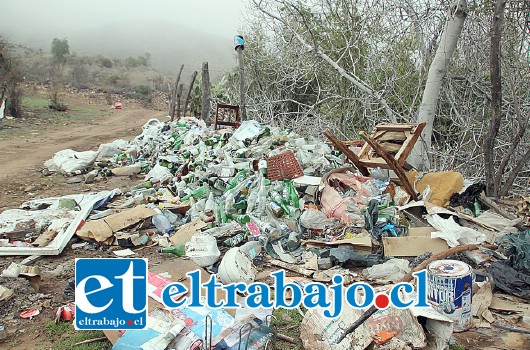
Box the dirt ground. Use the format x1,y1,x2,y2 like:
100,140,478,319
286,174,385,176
0,92,528,350
0,93,165,349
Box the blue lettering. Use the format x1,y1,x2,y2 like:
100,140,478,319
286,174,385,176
413,270,429,307
346,282,374,308
187,270,203,307
390,283,414,308
272,271,302,308
324,275,344,318
204,274,224,308
224,283,246,307
303,283,330,309
247,283,273,308
162,283,187,308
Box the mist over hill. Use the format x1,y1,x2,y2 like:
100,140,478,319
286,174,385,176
1,21,236,80
0,0,244,80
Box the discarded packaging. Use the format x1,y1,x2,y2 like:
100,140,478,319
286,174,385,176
20,309,40,319
218,247,257,284
185,233,221,267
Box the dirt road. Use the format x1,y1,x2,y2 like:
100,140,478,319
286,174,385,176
0,104,165,211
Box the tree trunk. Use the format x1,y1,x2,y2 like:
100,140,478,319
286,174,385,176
169,64,184,121
201,62,211,123
237,47,246,120
484,0,507,197
175,83,183,120
183,71,198,118
411,0,468,169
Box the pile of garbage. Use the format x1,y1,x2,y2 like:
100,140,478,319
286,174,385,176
1,117,529,349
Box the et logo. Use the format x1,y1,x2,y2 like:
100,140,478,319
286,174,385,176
75,258,147,330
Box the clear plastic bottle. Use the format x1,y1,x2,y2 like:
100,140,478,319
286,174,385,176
152,213,174,234
246,189,259,214
204,192,216,216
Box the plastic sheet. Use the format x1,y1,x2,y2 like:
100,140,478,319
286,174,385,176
487,261,530,300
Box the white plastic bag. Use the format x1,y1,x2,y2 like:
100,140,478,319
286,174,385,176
44,149,98,174
97,139,129,160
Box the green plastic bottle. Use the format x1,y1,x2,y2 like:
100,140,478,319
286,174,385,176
161,244,186,257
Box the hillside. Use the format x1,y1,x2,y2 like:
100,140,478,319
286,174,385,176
0,19,236,81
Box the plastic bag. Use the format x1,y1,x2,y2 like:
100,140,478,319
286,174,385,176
97,139,129,160
300,209,329,229
44,149,98,174
363,258,411,283
145,163,172,183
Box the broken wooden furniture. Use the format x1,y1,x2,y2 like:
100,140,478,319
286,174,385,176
214,103,240,130
324,123,426,201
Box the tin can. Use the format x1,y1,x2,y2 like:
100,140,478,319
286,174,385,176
427,260,473,332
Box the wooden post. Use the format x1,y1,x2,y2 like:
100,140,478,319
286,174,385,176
183,71,198,119
0,83,6,122
201,62,211,123
175,83,183,120
169,64,184,121
236,47,246,120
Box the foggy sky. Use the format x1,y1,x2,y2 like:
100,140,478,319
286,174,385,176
0,0,248,76
1,0,246,41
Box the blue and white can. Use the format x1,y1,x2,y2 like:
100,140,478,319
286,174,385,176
427,259,473,332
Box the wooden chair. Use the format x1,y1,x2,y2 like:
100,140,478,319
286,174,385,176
324,123,426,200
214,103,240,130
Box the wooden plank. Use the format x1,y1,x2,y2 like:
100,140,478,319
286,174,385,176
373,123,418,131
377,131,407,142
380,142,402,153
360,131,418,201
356,158,389,168
358,130,385,159
394,122,425,164
324,130,370,176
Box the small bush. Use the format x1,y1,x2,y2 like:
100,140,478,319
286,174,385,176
97,56,113,68
134,85,150,96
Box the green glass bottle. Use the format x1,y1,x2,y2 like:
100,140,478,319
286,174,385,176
225,170,247,191
161,243,186,257
288,180,300,208
229,214,251,225
180,185,209,201
269,190,290,215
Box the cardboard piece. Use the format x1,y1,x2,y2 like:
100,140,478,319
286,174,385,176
409,171,463,207
0,285,14,304
302,236,372,250
472,282,494,323
490,294,530,314
32,229,59,247
76,205,156,242
19,265,42,292
169,219,207,245
383,227,449,257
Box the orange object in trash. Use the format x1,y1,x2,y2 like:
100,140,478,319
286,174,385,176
372,330,397,345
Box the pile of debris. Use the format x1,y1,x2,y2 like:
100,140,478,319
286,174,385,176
0,117,529,349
